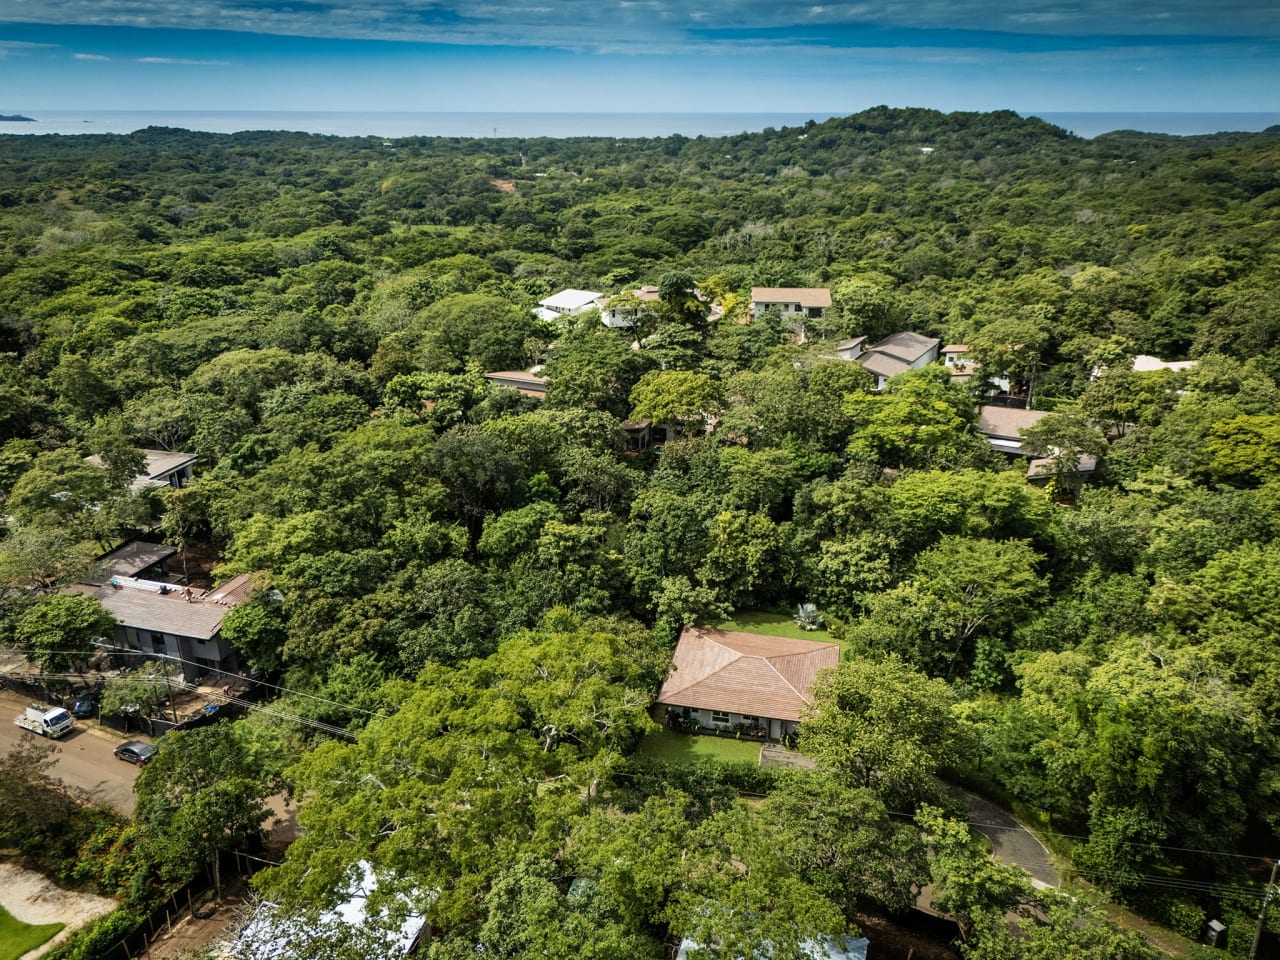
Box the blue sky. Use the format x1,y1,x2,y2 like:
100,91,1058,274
0,1,1277,112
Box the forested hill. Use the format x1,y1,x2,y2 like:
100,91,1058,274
3,107,1280,958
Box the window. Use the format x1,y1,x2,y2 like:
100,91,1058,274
711,711,730,724
150,632,167,653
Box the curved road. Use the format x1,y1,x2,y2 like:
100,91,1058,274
943,783,1060,888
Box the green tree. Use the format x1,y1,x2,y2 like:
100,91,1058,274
135,723,276,895
850,536,1045,681
1019,406,1108,495
16,593,116,675
801,655,961,808
629,370,721,431
762,773,928,915
220,593,289,674
845,368,977,470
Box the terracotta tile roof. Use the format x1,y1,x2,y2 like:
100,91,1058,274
657,626,839,722
750,287,832,308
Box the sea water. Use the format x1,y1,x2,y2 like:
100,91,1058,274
1,110,1277,139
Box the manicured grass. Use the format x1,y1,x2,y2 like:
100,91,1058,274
637,728,762,764
0,904,63,960
717,610,851,655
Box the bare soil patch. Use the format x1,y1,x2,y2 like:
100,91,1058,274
0,863,116,960
490,178,517,194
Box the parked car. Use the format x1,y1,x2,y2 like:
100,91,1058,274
71,696,97,719
114,741,156,765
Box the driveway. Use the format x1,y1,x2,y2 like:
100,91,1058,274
0,690,143,815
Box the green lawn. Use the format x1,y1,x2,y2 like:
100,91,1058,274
637,728,763,764
0,905,63,960
717,610,849,654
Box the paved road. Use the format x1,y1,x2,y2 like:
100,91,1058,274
943,783,1060,889
0,690,143,814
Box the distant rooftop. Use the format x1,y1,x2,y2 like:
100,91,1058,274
485,370,550,396
750,287,832,308
88,541,178,583
85,449,197,492
538,288,603,310
1132,354,1198,373
872,331,941,364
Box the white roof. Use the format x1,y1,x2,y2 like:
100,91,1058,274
233,862,426,960
538,288,603,310
1132,355,1197,373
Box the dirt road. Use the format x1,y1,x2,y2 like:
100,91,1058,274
0,690,142,814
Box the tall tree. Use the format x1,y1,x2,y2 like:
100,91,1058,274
801,655,962,808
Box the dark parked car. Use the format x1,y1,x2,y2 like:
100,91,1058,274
71,696,97,719
113,741,156,765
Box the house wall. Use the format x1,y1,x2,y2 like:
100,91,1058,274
113,625,238,682
909,347,939,369
678,707,799,739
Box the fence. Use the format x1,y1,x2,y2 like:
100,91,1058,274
90,850,278,960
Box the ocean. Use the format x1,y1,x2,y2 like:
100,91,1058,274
1,110,1278,140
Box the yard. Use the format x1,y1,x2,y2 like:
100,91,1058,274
0,905,63,960
0,863,115,960
636,728,763,764
717,610,849,654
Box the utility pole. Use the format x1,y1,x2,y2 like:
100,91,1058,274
1249,858,1279,960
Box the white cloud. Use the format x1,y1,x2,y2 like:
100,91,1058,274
137,56,233,65
73,52,111,59
0,0,1274,53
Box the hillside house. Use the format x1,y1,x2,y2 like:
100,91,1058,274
974,404,1048,456
849,331,941,390
484,370,550,398
750,287,831,323
534,289,603,323
597,285,660,329
85,449,198,493
941,344,1012,393
656,627,839,741
69,573,254,682
92,540,179,583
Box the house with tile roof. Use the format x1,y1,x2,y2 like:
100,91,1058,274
750,287,832,322
656,626,840,741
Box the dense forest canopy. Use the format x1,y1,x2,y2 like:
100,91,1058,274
2,107,1280,959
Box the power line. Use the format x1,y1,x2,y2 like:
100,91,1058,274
3,666,360,741
2,643,389,720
